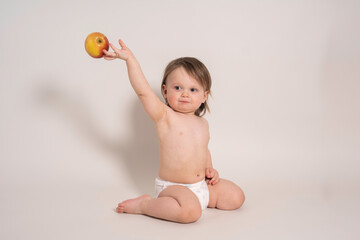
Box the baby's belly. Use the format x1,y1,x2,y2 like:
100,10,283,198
158,161,206,184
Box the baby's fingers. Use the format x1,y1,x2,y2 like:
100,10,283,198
210,176,219,185
109,43,122,55
118,39,127,49
102,50,116,60
205,168,210,178
109,43,119,51
208,170,215,179
104,56,115,61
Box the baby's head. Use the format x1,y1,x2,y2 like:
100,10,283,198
161,57,212,116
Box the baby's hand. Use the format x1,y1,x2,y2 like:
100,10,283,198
205,168,219,185
103,39,131,61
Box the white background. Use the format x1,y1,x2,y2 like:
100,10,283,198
1,0,359,239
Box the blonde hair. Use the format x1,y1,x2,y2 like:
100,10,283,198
161,57,212,116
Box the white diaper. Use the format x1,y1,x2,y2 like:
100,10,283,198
155,177,209,210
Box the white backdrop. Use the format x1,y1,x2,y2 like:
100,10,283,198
1,0,359,239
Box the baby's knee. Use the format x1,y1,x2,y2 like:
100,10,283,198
177,205,202,223
233,186,245,209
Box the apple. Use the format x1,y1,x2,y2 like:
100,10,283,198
85,32,109,58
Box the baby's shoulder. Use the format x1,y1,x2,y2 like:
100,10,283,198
199,116,209,126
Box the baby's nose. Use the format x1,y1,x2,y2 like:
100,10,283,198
181,90,189,97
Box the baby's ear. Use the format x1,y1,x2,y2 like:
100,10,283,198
162,84,167,97
203,90,209,103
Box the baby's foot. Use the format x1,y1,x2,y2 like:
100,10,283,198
116,194,152,214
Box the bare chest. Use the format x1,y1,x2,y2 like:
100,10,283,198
158,113,209,147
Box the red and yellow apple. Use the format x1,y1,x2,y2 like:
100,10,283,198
84,32,109,58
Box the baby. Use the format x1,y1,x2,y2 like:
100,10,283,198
103,40,245,223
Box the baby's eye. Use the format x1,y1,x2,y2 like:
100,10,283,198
190,88,197,92
175,86,181,90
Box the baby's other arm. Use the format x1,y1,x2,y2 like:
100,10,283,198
205,149,220,185
103,40,165,123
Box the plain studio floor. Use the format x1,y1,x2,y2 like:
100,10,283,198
1,181,359,240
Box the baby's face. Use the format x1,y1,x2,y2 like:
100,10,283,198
162,67,208,115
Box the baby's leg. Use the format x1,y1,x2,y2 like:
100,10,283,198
116,195,152,214
116,185,202,223
207,178,245,210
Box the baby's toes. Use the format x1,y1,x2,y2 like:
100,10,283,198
116,206,124,213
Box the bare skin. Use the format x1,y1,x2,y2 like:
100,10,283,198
116,195,152,214
104,40,245,223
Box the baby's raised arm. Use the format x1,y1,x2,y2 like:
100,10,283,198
103,40,166,123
